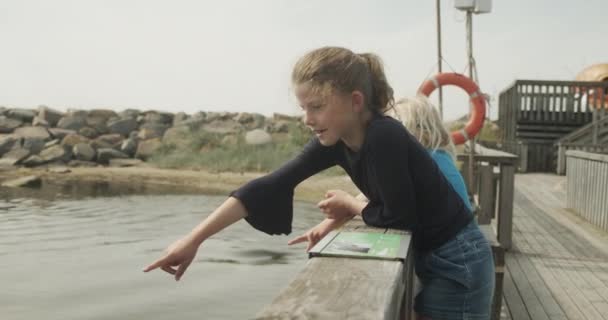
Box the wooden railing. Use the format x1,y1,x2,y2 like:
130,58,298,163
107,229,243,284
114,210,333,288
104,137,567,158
258,145,516,320
499,80,607,142
498,80,607,172
566,150,608,232
556,116,608,175
256,218,414,320
458,145,518,250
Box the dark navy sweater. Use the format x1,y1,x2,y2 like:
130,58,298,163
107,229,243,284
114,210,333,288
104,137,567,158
230,115,472,252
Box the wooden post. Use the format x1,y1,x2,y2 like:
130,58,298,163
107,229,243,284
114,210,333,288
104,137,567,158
497,164,515,250
519,142,528,173
556,143,566,175
478,164,495,224
479,224,505,320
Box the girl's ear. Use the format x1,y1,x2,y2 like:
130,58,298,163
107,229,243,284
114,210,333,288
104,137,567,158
351,90,365,112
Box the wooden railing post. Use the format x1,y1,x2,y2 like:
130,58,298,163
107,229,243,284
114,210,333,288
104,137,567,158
497,163,515,250
556,143,566,175
478,164,495,224
519,142,528,173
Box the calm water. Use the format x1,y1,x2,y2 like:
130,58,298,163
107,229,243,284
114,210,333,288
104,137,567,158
0,185,323,320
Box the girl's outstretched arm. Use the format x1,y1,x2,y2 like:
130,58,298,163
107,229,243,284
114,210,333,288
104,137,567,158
142,197,247,281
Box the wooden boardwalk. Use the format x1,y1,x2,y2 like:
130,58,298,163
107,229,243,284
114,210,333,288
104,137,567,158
499,173,608,319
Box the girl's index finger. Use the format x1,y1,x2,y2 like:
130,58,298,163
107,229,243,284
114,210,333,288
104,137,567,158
142,257,167,272
287,234,308,245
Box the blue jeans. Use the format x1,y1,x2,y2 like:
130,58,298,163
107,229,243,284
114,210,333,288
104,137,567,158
414,220,495,319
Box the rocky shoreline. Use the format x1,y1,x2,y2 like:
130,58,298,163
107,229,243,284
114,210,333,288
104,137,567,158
0,106,306,169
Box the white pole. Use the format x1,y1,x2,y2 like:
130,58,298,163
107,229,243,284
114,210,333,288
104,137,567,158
436,0,444,119
466,9,476,193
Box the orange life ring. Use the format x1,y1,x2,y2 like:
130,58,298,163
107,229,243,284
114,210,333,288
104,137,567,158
418,73,486,145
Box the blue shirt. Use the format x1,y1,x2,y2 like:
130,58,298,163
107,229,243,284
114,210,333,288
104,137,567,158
429,149,473,213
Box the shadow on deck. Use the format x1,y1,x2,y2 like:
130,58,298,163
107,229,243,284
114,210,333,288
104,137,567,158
500,173,608,319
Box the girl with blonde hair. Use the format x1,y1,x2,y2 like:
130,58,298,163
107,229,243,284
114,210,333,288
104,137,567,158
387,95,472,212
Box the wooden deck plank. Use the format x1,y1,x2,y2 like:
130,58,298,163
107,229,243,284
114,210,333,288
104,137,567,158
519,213,595,319
508,173,608,320
509,218,578,319
504,252,551,320
502,266,532,320
500,297,511,320
514,191,606,319
515,178,608,310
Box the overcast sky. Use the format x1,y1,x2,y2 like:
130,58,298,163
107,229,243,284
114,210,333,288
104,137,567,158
1,0,606,120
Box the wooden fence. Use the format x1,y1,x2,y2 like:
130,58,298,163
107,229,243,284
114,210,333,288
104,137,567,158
566,150,608,232
556,116,608,174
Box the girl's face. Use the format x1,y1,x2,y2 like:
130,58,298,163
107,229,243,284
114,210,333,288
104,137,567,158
295,83,364,147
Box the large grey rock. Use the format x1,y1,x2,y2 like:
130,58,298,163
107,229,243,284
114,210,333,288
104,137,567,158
22,138,46,155
201,119,242,134
88,109,118,119
85,116,109,135
237,113,266,130
22,155,46,167
205,112,234,123
1,175,41,188
86,109,115,134
48,128,76,140
78,127,98,139
142,111,173,125
0,135,18,157
73,143,96,161
107,118,138,137
118,109,140,120
61,133,90,149
120,137,138,157
13,126,51,141
0,116,23,133
135,138,162,160
44,139,60,148
245,129,272,145
7,109,36,122
0,148,31,166
95,134,123,148
40,145,72,163
96,148,128,164
161,126,190,149
137,123,169,140
32,116,49,127
65,110,88,118
57,115,87,131
37,106,63,127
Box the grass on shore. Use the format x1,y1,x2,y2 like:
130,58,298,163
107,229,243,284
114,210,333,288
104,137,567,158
147,124,346,175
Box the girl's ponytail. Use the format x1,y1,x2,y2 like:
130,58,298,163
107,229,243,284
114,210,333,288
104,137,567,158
359,53,394,113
